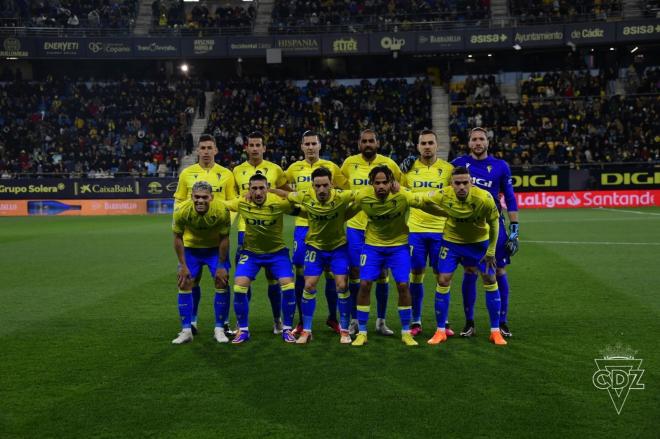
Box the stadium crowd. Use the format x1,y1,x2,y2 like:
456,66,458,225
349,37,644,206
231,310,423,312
151,0,255,32
204,78,432,169
0,78,202,177
271,0,490,32
509,0,622,23
0,0,137,28
449,95,660,165
449,75,501,102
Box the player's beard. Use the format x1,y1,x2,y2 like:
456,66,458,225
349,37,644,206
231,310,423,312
361,148,376,160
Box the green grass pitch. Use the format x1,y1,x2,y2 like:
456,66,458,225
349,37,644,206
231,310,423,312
1,208,658,438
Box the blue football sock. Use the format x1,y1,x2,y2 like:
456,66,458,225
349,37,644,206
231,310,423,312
410,274,425,323
337,290,350,330
376,278,389,319
267,280,281,321
349,278,360,319
214,289,229,328
301,289,317,331
462,272,478,321
497,273,510,323
324,275,338,321
434,285,450,329
398,306,412,331
191,285,201,322
485,284,501,329
295,271,305,323
357,305,370,333
281,283,296,329
233,285,249,329
178,291,193,329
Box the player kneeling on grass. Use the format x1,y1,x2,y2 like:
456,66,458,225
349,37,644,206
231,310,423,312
423,166,507,346
223,172,300,344
350,165,444,347
272,166,355,344
172,181,231,345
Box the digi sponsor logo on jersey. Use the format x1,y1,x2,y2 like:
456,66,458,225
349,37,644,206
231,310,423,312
412,181,442,188
368,212,403,221
601,172,660,186
308,212,339,221
352,178,370,186
245,218,277,226
296,176,312,183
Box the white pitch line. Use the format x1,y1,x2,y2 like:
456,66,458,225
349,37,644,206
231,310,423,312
525,240,660,246
593,207,660,216
524,217,654,223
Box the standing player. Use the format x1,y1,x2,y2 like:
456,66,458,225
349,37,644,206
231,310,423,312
285,131,348,335
400,129,453,336
340,129,402,336
173,134,236,335
223,172,298,344
171,181,231,344
423,167,508,346
233,131,292,334
350,165,443,347
280,166,354,344
452,128,519,337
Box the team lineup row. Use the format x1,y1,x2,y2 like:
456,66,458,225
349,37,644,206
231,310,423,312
171,128,520,347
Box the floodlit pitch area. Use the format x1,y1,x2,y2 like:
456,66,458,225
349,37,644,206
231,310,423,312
1,208,658,437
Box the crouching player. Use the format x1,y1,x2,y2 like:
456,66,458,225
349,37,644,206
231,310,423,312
223,172,299,344
350,165,444,347
276,166,355,344
172,181,231,344
423,166,508,346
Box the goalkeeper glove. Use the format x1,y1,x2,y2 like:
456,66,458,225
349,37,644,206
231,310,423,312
399,155,417,173
505,222,519,257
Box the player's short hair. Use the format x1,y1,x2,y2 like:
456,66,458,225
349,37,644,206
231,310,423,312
418,129,437,140
469,127,488,137
302,130,320,142
359,129,378,141
198,134,216,145
452,166,470,177
192,181,213,194
249,170,268,185
311,166,332,181
247,131,264,142
369,165,394,183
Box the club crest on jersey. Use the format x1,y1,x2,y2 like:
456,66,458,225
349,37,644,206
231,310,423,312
487,165,492,173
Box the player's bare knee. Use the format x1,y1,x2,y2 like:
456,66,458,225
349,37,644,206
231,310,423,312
482,273,497,285
395,282,409,294
335,279,347,292
411,268,425,275
437,274,452,288
349,266,360,278
304,280,318,291
496,267,507,277
464,266,479,275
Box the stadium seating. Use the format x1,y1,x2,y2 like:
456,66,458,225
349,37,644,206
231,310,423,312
0,0,138,29
448,94,660,165
0,79,202,177
204,78,433,169
509,0,622,24
270,0,490,33
151,0,255,35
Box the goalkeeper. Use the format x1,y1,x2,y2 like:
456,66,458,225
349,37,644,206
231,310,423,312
450,128,519,338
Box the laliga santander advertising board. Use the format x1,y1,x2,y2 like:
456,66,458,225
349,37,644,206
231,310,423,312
512,190,660,209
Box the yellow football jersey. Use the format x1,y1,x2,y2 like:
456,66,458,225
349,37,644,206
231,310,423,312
288,189,354,251
285,159,348,227
173,163,236,206
172,199,231,248
426,186,500,254
233,160,288,232
340,153,401,231
402,158,453,233
223,193,293,254
353,187,424,247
